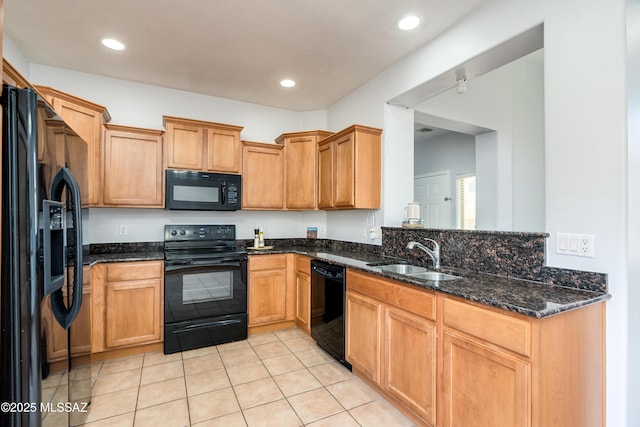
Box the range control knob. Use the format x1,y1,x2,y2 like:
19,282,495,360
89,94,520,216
179,229,186,236
170,230,177,236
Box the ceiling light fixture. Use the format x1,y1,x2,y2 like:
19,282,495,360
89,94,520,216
397,15,421,31
280,79,296,88
101,38,125,51
456,78,467,94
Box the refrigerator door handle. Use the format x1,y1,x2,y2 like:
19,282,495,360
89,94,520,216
49,167,84,329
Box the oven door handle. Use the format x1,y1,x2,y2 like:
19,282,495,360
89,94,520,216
172,318,243,333
165,258,244,269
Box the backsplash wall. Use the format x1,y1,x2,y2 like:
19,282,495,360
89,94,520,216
382,227,608,293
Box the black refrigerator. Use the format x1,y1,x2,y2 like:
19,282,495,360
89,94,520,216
0,85,90,426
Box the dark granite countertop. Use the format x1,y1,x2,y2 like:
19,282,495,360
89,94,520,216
246,245,610,319
84,242,165,266
84,251,164,266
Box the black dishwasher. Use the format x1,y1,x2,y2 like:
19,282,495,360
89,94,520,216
310,260,351,370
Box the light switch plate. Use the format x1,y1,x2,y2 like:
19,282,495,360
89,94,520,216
556,233,594,257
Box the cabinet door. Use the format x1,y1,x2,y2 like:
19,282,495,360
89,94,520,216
442,332,531,427
285,136,318,209
317,142,334,209
383,307,437,425
52,98,104,206
242,142,284,209
206,127,241,173
103,125,164,207
43,267,92,362
334,133,355,207
345,291,382,383
105,279,163,349
98,261,164,350
294,256,311,334
165,121,204,170
248,269,288,326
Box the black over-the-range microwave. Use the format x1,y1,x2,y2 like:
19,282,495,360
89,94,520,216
165,170,241,210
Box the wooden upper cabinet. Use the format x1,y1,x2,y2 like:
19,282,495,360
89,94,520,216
206,126,242,172
163,115,243,173
102,124,164,207
275,130,332,210
317,141,334,209
3,59,30,89
242,141,284,210
35,86,111,207
317,125,382,210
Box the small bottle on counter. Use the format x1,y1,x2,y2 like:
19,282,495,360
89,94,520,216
254,228,260,248
258,227,265,248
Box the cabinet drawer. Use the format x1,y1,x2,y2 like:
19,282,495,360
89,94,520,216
250,254,287,271
105,261,163,282
347,270,436,321
295,255,311,273
442,297,532,357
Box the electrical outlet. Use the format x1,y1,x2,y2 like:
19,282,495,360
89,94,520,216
119,225,128,236
556,233,594,257
579,235,594,257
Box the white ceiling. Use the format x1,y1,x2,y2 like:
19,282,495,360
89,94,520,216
4,0,488,111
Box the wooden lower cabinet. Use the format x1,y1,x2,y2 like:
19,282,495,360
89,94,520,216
346,271,436,425
294,255,311,334
248,254,295,331
346,270,605,427
384,307,437,425
442,332,530,427
92,260,164,352
42,266,91,362
345,291,383,383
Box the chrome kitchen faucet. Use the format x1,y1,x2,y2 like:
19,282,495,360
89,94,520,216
406,238,440,268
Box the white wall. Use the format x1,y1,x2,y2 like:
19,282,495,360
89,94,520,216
11,63,331,243
626,0,640,423
29,64,327,142
327,0,628,425
415,132,475,227
88,208,327,243
413,51,544,232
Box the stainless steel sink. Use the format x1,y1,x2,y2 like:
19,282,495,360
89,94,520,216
406,271,461,281
378,264,428,274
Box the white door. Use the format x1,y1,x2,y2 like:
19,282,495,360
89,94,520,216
414,172,451,228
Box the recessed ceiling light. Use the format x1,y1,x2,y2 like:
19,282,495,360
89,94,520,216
280,79,296,88
101,38,125,51
397,15,421,31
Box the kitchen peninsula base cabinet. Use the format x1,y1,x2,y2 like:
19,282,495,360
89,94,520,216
102,124,164,207
248,254,295,334
346,270,437,426
345,269,605,427
163,115,243,173
91,261,164,354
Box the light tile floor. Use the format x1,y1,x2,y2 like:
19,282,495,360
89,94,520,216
42,328,416,427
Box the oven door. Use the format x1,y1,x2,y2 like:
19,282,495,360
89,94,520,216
164,257,247,324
